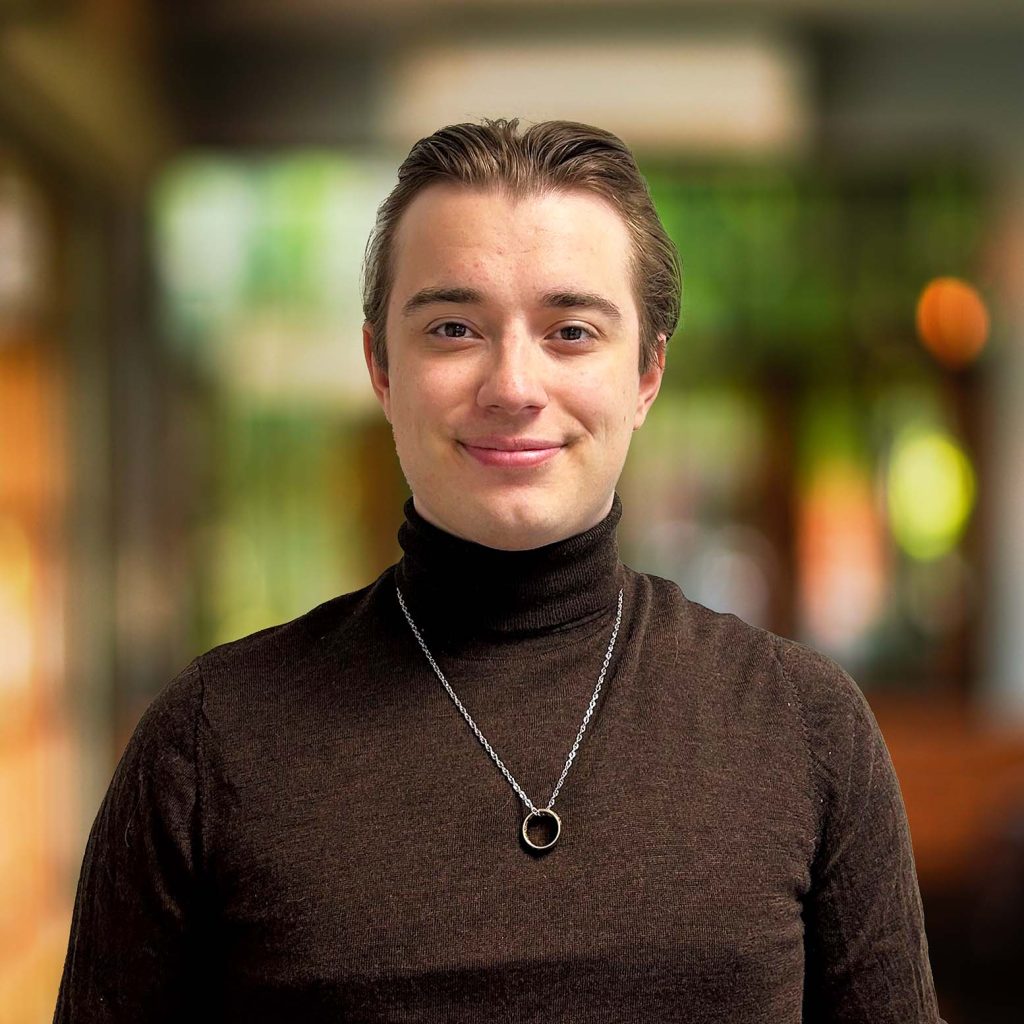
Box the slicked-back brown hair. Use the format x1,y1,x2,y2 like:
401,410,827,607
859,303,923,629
361,117,681,375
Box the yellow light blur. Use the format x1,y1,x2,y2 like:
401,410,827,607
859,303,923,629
887,429,976,561
0,515,34,692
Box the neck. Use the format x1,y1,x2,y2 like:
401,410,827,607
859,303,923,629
410,493,616,552
395,492,624,654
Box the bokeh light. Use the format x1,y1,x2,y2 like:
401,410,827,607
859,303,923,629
887,427,976,561
798,462,887,657
915,276,990,369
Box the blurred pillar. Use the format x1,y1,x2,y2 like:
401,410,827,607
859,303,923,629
982,159,1024,723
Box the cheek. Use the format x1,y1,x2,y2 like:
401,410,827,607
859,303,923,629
392,356,461,409
388,370,432,425
384,382,423,463
566,374,637,433
388,370,460,450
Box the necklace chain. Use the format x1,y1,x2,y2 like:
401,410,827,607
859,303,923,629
394,584,624,816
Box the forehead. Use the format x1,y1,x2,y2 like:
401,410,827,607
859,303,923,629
388,183,635,313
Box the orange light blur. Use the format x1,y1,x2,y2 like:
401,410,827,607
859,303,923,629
797,463,887,652
915,276,990,369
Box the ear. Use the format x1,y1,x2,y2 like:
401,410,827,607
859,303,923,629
363,322,392,423
633,334,666,431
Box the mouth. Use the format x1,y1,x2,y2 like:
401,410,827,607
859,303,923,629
457,439,564,469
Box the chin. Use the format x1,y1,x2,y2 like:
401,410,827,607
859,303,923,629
462,496,569,551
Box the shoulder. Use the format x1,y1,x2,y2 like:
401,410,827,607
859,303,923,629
628,563,879,757
95,657,205,843
627,566,896,839
123,569,394,756
195,567,394,685
122,657,205,779
625,564,780,680
772,634,876,736
771,635,883,779
631,563,869,702
770,635,896,845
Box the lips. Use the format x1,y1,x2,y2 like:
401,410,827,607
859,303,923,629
458,437,564,468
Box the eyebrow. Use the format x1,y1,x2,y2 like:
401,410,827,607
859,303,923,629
400,286,623,323
401,286,484,317
542,290,623,322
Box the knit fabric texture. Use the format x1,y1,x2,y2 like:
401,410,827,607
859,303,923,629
53,492,945,1022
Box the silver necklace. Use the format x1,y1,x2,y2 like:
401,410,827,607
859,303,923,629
395,583,624,851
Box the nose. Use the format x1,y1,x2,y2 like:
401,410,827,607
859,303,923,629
475,331,549,415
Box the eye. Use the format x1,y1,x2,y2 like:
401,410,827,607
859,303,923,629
429,321,476,339
552,324,596,344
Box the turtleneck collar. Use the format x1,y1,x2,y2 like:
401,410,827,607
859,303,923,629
394,492,624,654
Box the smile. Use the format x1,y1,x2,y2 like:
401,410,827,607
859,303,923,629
458,442,563,468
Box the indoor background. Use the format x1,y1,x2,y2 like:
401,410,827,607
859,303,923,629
1,0,1023,1020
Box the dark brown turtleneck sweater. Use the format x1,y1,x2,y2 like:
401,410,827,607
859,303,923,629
54,492,945,1023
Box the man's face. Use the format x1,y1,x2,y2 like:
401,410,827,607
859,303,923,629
363,182,664,550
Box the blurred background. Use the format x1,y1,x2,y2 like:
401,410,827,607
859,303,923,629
1,0,1023,1020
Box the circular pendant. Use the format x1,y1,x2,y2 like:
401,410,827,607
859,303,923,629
522,807,562,850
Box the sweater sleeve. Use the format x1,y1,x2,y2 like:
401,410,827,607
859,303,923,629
779,639,946,1024
53,658,215,1023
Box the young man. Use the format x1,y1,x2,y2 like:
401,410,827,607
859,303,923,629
54,118,945,1022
